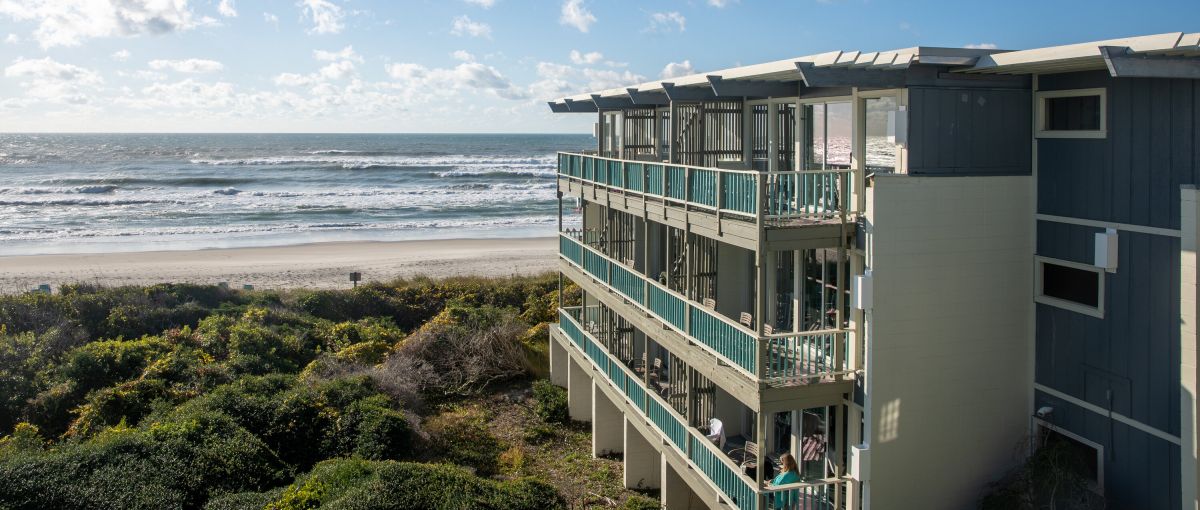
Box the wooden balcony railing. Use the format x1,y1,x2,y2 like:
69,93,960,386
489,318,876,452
559,233,851,387
557,152,852,225
556,307,845,510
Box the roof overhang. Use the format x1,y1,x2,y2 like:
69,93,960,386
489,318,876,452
960,32,1200,75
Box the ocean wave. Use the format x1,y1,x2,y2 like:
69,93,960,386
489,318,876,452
189,154,556,169
40,176,258,187
212,188,242,196
0,198,177,206
75,185,118,194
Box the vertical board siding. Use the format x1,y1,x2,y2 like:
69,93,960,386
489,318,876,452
1033,389,1181,510
1035,221,1181,436
908,86,1032,176
1037,70,1200,229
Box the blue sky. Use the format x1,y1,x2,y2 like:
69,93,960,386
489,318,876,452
0,0,1195,133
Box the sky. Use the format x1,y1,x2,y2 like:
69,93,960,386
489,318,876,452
0,0,1196,133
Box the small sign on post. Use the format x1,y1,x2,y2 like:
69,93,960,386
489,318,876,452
349,272,362,288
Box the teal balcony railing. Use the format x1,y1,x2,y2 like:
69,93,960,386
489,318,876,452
559,233,849,386
557,152,851,224
555,307,844,510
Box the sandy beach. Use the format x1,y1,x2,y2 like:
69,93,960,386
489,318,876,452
0,237,557,294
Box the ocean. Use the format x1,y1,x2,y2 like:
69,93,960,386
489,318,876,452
0,133,590,256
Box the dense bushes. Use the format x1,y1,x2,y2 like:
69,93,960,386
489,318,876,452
210,459,565,510
532,379,569,424
0,274,567,509
423,407,507,476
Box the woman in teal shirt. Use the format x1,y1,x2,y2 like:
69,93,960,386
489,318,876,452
767,453,801,509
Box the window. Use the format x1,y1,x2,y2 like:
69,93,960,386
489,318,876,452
1036,257,1104,317
1036,422,1104,494
803,101,852,170
864,96,899,173
1036,88,1106,138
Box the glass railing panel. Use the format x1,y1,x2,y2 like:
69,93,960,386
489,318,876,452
762,330,850,384
645,164,664,196
647,396,688,453
610,264,644,304
665,165,687,201
646,284,687,331
689,307,757,374
721,172,757,214
624,162,644,193
688,435,757,510
690,168,718,208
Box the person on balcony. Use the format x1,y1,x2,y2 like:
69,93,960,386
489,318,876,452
768,453,801,509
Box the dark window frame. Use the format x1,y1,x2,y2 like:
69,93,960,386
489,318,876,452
1035,88,1107,139
1035,257,1104,318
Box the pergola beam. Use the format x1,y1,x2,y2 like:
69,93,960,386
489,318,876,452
626,88,670,106
1100,45,1200,79
563,98,598,113
546,101,570,113
661,82,717,101
706,76,798,98
590,94,636,109
794,62,907,88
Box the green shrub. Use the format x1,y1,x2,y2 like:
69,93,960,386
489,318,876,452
423,407,506,476
620,494,662,510
532,379,568,424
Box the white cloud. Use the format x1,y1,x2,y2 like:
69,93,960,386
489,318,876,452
450,15,490,38
648,11,685,32
4,57,103,104
4,33,17,44
464,0,495,7
532,61,645,98
965,43,997,49
559,0,595,33
314,45,363,63
218,0,237,17
660,60,694,79
452,50,475,61
569,50,602,65
136,78,236,109
112,49,131,61
708,0,730,6
263,11,279,26
386,61,528,100
149,58,224,73
299,0,344,34
0,0,207,48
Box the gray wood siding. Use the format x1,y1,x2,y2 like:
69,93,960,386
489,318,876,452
1034,389,1181,510
1036,220,1181,437
1037,70,1200,230
907,87,1031,176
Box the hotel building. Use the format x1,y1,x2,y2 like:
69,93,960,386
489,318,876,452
546,32,1200,510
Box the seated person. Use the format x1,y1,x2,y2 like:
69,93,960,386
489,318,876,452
767,453,800,509
705,418,725,449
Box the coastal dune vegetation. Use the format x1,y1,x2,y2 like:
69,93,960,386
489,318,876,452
0,275,660,509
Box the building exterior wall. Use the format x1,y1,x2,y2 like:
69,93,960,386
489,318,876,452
1034,69,1198,509
1036,70,1200,230
907,87,1032,176
864,175,1033,509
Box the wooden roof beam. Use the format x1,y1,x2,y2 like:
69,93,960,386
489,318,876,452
546,101,570,113
1101,45,1200,79
661,82,717,101
626,88,670,106
706,75,798,98
563,98,598,113
590,94,636,109
795,62,907,88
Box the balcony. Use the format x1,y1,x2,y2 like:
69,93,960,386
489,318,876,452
560,233,852,388
555,307,846,510
558,152,852,228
